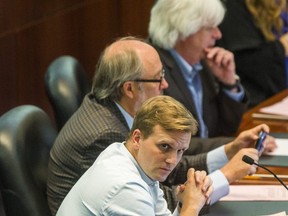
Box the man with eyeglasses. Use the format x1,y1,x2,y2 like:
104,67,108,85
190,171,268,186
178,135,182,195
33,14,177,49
47,36,169,215
47,36,273,215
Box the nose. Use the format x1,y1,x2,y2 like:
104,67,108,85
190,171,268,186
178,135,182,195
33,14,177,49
160,78,169,90
165,152,178,166
214,27,222,40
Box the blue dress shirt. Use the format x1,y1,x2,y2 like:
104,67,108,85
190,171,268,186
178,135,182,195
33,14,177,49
169,49,245,138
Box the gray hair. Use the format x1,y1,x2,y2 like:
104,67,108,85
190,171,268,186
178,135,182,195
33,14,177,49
92,37,144,101
149,0,226,49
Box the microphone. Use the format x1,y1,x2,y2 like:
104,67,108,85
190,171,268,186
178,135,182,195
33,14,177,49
242,155,288,190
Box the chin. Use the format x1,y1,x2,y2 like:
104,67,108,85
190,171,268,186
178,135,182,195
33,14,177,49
157,176,168,182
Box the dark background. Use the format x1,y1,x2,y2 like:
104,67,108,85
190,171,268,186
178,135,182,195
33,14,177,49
0,0,154,126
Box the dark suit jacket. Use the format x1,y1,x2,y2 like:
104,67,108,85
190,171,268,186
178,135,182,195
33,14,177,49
152,45,248,137
47,93,233,215
217,0,287,107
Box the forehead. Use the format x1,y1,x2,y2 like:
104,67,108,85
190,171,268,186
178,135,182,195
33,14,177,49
140,46,161,65
148,125,191,148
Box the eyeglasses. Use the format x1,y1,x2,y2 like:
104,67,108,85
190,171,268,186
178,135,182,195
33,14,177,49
133,68,166,88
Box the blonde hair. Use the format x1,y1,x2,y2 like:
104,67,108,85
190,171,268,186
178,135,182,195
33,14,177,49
127,95,198,140
246,0,286,41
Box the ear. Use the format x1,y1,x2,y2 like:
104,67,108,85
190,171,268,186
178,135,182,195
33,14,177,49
122,81,135,99
131,129,142,149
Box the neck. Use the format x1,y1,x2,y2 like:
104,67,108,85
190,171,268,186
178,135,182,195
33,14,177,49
117,99,136,117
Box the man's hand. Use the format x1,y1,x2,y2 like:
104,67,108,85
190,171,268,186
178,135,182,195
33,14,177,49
204,47,236,85
176,168,213,215
262,135,277,154
220,148,259,184
224,124,270,160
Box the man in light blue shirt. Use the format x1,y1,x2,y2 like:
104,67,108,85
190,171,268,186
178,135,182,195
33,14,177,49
57,96,213,216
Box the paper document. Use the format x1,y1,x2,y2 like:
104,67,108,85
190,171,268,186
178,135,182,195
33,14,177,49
220,185,288,201
265,138,288,156
261,212,287,216
252,113,288,120
260,96,288,116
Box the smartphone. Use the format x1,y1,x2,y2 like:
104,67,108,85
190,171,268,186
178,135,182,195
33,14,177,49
255,131,267,151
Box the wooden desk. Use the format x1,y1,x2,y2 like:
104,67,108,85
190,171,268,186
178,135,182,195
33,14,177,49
236,89,288,185
238,89,288,133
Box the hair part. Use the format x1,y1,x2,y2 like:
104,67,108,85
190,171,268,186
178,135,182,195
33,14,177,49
149,0,225,49
127,95,198,140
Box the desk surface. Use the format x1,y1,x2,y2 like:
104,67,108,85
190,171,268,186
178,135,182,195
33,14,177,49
208,201,288,216
211,90,288,215
238,89,288,133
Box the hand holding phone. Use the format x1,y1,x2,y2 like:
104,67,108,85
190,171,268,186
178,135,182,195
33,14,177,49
255,131,267,151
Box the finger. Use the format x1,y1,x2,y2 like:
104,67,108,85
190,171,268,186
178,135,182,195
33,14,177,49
248,164,258,175
187,168,195,178
176,184,185,194
204,184,214,198
254,124,270,134
263,136,278,153
202,176,212,192
214,50,226,66
175,185,181,195
186,168,196,187
206,197,211,205
205,47,221,59
195,170,206,183
220,52,233,67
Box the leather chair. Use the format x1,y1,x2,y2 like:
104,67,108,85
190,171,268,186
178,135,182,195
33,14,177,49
44,55,91,130
0,105,57,216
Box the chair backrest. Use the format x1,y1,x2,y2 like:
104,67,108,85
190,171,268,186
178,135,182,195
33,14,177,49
44,55,91,130
0,105,57,216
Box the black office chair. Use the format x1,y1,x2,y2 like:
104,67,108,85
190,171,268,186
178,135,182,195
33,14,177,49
0,105,57,216
44,55,91,131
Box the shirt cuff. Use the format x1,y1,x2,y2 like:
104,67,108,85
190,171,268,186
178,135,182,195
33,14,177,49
207,145,228,173
223,84,245,101
209,170,229,205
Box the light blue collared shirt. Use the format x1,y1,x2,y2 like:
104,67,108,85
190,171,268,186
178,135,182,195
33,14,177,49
169,49,208,138
57,142,179,215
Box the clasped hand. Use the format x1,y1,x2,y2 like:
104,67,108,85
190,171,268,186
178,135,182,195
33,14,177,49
176,168,213,214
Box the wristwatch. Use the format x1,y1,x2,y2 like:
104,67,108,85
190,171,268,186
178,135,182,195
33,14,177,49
219,75,240,90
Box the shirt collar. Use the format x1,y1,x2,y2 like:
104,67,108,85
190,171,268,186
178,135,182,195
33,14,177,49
115,102,134,129
169,49,203,79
